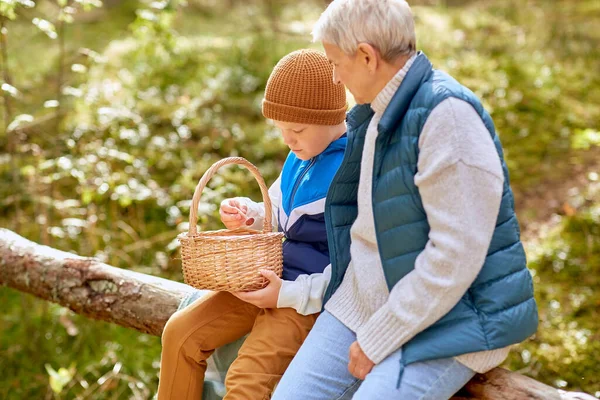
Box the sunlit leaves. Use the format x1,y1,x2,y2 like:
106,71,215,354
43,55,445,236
1,82,19,97
71,63,87,73
3,0,598,397
510,194,600,391
136,9,158,22
7,113,33,132
74,0,103,11
58,7,75,24
571,129,600,150
45,363,76,394
417,1,600,188
32,17,57,39
0,0,34,20
44,100,60,108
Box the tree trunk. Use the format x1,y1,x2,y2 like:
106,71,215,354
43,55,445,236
0,228,595,400
0,228,194,336
456,368,595,399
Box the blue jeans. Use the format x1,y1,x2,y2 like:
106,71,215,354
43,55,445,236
272,311,476,400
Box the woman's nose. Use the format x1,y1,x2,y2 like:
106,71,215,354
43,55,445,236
333,69,341,85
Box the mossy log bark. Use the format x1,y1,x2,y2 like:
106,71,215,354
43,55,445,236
0,228,594,400
0,228,194,336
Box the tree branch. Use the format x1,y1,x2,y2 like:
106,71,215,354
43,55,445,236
0,228,595,399
0,228,194,336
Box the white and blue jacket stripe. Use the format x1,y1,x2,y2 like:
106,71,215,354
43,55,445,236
272,135,347,281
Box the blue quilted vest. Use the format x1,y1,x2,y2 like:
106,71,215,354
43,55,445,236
323,53,538,379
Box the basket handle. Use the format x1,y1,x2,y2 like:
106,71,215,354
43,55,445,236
188,157,274,236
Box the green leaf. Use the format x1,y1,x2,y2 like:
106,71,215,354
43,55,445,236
136,9,158,22
32,18,57,39
0,1,34,19
7,114,33,132
149,1,168,10
118,195,132,208
74,0,103,11
1,83,20,98
81,189,93,205
71,63,87,73
44,364,74,394
0,8,17,20
572,129,600,150
44,100,60,108
21,165,36,177
59,8,75,24
17,0,35,7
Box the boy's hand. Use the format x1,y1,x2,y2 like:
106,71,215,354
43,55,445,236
219,198,255,229
232,270,282,308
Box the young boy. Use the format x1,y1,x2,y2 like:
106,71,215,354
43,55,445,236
157,49,347,400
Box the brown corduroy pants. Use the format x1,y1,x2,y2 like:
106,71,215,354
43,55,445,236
157,291,318,400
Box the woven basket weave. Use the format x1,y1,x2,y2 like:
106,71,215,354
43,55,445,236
178,157,284,292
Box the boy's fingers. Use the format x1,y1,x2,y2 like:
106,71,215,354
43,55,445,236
228,199,244,209
221,199,233,208
260,270,278,282
221,211,241,220
220,199,251,228
222,210,246,221
220,204,240,214
221,203,249,219
221,214,241,223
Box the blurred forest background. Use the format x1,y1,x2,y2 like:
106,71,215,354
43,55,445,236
0,0,598,398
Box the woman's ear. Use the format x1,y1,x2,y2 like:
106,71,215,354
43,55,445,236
356,43,379,74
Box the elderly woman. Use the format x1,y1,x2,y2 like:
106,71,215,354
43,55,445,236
271,0,539,399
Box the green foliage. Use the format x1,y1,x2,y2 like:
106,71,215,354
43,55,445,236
416,0,600,188
507,185,600,392
572,129,600,150
1,290,161,399
0,0,599,398
45,363,76,394
1,3,305,397
32,17,57,38
0,0,34,20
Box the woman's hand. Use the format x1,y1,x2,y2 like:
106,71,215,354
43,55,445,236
232,270,282,308
348,341,375,380
219,198,255,229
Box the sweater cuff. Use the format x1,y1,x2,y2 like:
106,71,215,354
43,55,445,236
356,304,407,364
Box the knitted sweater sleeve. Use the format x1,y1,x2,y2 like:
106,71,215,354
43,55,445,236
356,98,505,364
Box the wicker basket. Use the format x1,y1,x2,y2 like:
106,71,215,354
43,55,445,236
178,157,284,292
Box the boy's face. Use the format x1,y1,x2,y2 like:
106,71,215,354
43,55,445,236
273,121,339,161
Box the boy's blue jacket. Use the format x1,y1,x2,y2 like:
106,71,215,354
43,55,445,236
274,135,347,281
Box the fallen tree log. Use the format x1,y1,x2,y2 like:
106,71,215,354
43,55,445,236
0,228,194,336
0,228,595,400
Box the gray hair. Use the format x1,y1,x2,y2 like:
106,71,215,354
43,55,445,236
312,0,416,62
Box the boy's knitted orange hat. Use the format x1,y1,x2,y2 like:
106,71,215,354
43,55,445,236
262,49,347,126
